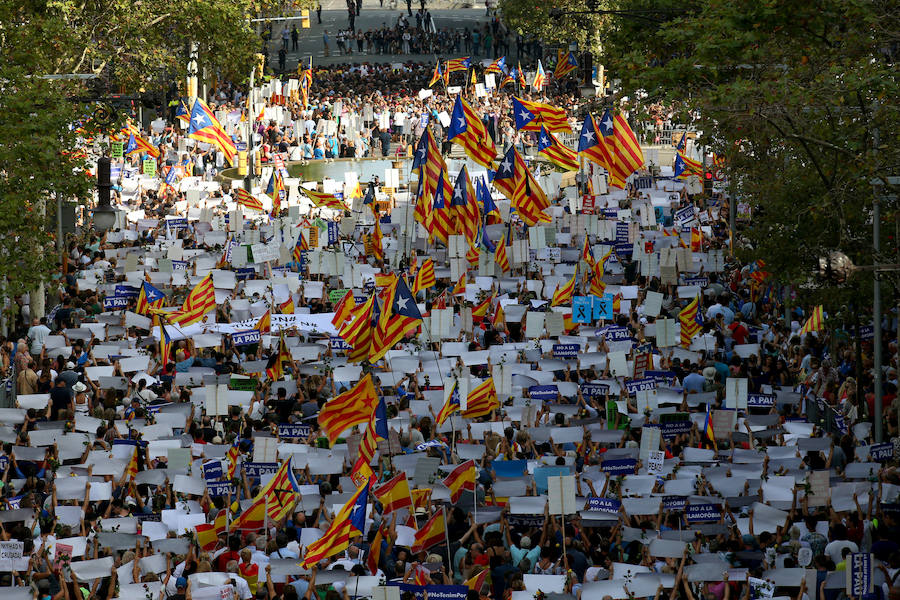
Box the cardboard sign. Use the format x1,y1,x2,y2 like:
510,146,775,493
142,158,156,177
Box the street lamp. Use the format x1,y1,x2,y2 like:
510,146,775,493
817,249,900,442
93,156,117,232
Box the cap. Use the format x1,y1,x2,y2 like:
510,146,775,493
702,367,717,381
66,361,75,369
519,536,531,549
175,577,187,589
73,382,87,393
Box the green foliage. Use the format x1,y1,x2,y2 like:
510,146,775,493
498,0,607,50
0,71,91,298
1,0,313,90
595,0,900,302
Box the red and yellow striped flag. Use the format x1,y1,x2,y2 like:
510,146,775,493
372,472,413,514
170,274,216,326
442,460,476,503
301,483,369,567
494,240,510,272
411,510,446,553
463,377,499,419
551,272,577,307
798,305,824,336
318,374,379,444
412,259,437,294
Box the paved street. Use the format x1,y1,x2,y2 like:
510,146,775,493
261,0,498,70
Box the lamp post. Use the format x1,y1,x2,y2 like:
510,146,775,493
93,156,117,233
817,250,900,442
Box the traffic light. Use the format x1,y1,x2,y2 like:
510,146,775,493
703,171,714,195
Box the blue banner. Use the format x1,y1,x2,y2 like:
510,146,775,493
660,421,692,437
645,371,676,385
686,503,721,523
572,296,593,323
202,460,223,481
586,497,621,513
581,383,609,397
663,496,687,511
593,293,615,320
243,462,279,480
674,205,695,225
103,296,129,309
681,275,709,287
172,260,188,271
330,336,351,350
834,411,848,435
848,553,873,596
529,385,558,400
604,326,632,341
277,424,312,439
552,343,580,358
869,443,893,462
747,393,776,408
614,241,633,256
232,329,261,346
115,285,139,298
387,584,468,600
615,221,630,242
859,325,874,340
207,481,237,498
601,459,637,475
327,221,339,246
415,439,447,452
624,377,657,395
235,267,256,281
166,217,188,229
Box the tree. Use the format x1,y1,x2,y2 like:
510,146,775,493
0,71,92,304
1,0,312,90
594,0,900,301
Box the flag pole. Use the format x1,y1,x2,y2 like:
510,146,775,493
442,504,452,576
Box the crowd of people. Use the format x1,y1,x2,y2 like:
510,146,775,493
0,32,899,600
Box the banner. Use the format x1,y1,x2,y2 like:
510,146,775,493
624,378,657,395
201,460,224,481
528,385,558,401
586,497,621,513
747,393,776,408
243,462,278,480
686,503,721,523
601,459,636,475
206,481,237,498
847,553,873,596
581,383,609,397
277,424,312,439
103,296,129,310
232,329,261,346
386,584,469,600
552,343,580,358
869,443,893,462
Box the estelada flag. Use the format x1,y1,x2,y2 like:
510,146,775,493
318,374,379,444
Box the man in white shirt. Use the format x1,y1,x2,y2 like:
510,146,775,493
27,317,51,355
